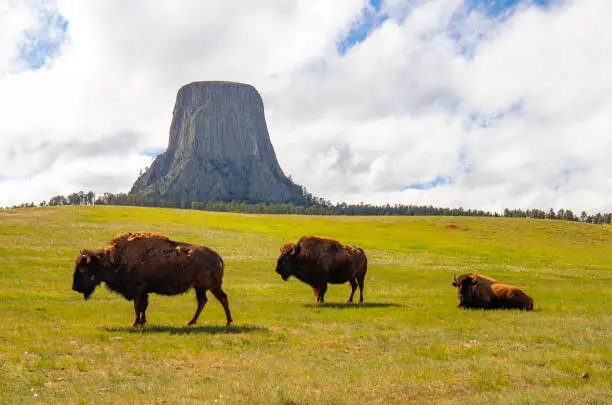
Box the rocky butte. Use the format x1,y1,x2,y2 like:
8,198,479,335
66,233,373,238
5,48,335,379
131,81,306,206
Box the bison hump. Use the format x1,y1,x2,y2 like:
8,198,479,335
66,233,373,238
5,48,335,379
109,232,171,246
297,235,344,260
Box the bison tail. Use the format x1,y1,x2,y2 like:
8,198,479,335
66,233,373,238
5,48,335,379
353,252,367,277
210,255,225,287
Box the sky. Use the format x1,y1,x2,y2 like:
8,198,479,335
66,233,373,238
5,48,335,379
1,0,611,213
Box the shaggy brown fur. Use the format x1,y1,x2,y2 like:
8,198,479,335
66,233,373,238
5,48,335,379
452,273,533,310
275,235,368,303
72,233,232,326
295,236,343,261
490,283,534,309
109,231,171,245
279,243,296,256
103,232,174,268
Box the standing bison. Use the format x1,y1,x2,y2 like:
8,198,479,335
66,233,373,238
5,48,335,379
275,235,368,303
72,232,233,326
452,273,534,310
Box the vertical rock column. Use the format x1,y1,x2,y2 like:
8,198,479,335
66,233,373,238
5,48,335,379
131,81,303,205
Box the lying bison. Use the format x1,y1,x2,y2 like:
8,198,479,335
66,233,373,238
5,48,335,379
72,232,233,326
452,273,534,310
275,235,368,303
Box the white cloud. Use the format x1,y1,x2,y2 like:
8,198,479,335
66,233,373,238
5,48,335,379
0,0,611,214
0,0,37,74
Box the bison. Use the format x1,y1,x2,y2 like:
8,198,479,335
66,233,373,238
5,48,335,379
275,235,368,303
72,232,233,326
452,273,534,310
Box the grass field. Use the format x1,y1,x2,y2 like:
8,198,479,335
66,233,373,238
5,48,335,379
0,206,611,404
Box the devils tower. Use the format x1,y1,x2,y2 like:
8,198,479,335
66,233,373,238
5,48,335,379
130,81,306,206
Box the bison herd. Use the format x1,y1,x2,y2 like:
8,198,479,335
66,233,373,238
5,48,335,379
72,232,534,327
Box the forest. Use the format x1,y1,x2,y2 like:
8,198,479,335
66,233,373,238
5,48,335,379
4,190,612,225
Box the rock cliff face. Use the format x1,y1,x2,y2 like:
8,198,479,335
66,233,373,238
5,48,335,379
131,81,304,205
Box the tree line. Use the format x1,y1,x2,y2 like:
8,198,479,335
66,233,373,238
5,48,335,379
3,190,612,225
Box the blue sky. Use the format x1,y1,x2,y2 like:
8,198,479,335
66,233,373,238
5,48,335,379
337,0,387,55
24,1,555,70
402,175,453,191
465,0,555,17
19,10,69,70
338,0,556,56
7,0,608,212
334,0,555,192
127,0,556,193
128,0,555,163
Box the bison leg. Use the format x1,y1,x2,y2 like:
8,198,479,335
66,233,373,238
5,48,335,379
187,287,208,326
132,300,140,327
317,283,328,303
357,276,365,303
312,287,320,303
132,293,148,327
347,279,358,303
140,294,149,325
210,287,233,326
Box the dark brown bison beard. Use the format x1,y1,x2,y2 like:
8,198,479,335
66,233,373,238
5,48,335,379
72,273,100,300
458,284,474,304
82,287,95,300
275,257,294,281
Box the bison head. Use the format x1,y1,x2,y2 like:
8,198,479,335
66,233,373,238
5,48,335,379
452,273,476,304
72,250,103,300
275,243,299,281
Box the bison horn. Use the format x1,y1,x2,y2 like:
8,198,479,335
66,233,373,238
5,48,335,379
453,273,457,282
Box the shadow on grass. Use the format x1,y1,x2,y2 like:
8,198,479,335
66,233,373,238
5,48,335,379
105,324,268,335
458,307,541,313
303,302,403,309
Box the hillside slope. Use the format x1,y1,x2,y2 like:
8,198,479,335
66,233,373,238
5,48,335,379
0,206,610,404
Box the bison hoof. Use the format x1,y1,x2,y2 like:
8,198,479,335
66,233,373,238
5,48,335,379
226,321,232,327
187,321,196,326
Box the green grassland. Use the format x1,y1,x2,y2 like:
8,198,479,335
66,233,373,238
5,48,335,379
0,206,611,404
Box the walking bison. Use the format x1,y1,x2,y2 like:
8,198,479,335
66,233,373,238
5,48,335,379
452,273,534,310
275,235,368,303
72,232,233,326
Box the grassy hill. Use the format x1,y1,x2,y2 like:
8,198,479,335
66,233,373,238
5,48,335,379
0,206,611,404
